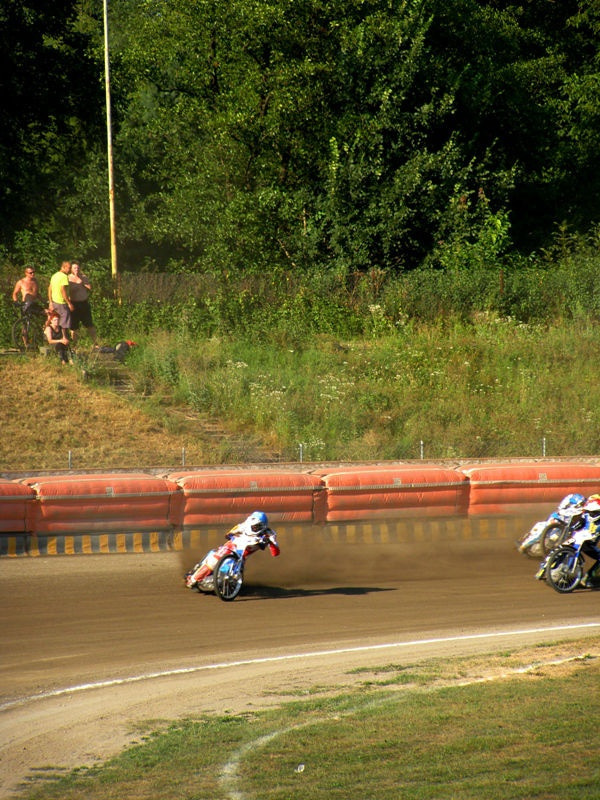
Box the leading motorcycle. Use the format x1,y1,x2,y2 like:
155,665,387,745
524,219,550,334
184,526,278,601
535,530,600,594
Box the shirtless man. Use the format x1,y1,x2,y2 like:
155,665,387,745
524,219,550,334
12,266,43,313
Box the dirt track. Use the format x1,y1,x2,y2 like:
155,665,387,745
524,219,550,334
1,526,600,798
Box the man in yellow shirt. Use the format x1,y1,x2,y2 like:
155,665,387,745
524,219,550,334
48,261,74,335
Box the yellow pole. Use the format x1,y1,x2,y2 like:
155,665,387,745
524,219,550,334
103,0,119,296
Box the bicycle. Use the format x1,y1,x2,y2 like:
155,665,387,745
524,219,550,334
11,302,46,352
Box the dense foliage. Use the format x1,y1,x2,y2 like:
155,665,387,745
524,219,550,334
2,0,600,279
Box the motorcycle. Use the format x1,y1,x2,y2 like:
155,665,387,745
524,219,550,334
184,530,272,601
535,530,600,594
518,508,580,558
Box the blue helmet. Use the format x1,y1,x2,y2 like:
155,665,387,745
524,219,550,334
248,511,268,533
558,493,585,513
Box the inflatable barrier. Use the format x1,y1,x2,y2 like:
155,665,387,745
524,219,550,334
3,460,600,555
313,466,469,522
167,470,324,526
0,479,35,532
460,462,600,515
20,473,179,534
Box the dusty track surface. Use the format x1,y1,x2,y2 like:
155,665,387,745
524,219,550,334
1,525,600,798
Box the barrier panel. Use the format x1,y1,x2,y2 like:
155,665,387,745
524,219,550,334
0,479,36,532
312,466,469,522
460,462,600,515
20,473,179,533
166,470,324,527
5,461,600,556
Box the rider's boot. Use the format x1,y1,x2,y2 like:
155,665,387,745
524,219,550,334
581,561,600,588
186,564,211,587
535,558,548,580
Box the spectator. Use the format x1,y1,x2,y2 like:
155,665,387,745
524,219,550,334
48,261,73,337
12,266,44,314
44,311,71,365
68,261,97,345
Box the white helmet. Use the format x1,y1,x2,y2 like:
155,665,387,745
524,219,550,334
584,494,600,520
247,511,268,533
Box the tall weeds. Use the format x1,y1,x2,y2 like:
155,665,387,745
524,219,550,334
2,237,600,463
127,316,600,462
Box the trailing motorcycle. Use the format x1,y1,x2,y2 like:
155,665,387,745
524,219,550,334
519,512,575,558
517,493,586,558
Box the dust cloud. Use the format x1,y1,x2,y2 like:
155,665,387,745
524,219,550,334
177,518,520,590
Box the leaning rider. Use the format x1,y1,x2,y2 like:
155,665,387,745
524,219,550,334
186,511,279,588
579,495,600,587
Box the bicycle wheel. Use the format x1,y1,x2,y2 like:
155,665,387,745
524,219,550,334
13,316,43,352
24,318,43,351
11,318,27,352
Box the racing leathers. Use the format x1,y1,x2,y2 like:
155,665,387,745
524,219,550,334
185,518,279,589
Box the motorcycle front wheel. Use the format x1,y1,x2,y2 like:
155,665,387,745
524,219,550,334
544,547,583,594
213,554,243,601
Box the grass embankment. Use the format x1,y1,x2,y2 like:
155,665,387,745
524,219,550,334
0,359,206,472
0,357,270,473
3,316,600,471
18,638,600,800
138,319,596,462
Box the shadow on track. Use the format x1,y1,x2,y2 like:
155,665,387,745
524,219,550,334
239,584,396,600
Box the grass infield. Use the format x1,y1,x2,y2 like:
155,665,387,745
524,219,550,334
17,637,600,800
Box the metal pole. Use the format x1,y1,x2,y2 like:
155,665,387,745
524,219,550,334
103,0,119,290
420,440,424,460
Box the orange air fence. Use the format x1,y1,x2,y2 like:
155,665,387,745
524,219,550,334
19,473,180,534
460,462,600,515
3,461,600,555
166,470,324,526
312,465,469,522
0,479,35,532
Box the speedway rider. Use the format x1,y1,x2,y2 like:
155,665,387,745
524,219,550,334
185,510,279,589
579,494,600,587
550,493,600,587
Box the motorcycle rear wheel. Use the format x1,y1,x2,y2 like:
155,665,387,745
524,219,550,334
544,547,583,594
213,554,243,601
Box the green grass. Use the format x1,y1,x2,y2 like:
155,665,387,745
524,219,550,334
17,642,600,800
5,255,600,469
4,315,600,471
129,316,600,463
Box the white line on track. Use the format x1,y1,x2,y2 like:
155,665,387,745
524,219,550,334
1,622,598,712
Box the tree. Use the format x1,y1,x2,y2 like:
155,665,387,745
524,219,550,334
0,0,102,252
